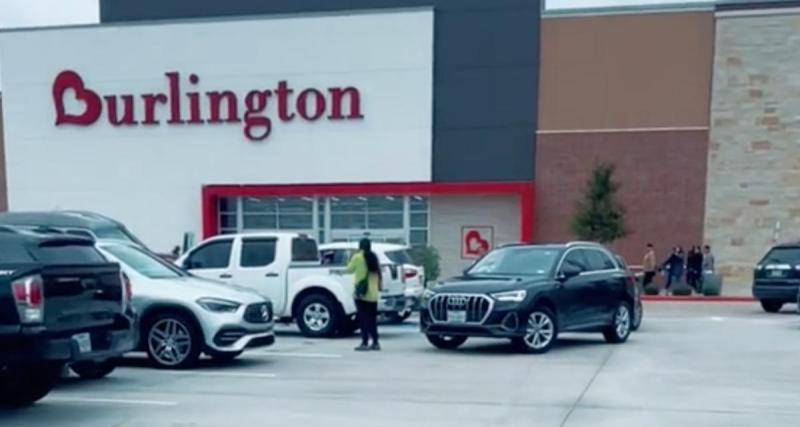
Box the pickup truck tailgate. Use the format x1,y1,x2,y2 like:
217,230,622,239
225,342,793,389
40,264,124,333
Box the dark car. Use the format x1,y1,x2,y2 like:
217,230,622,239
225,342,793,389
752,243,800,313
0,211,146,246
0,228,136,406
420,242,639,354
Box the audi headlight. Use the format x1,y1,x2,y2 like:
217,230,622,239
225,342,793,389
490,290,527,303
197,297,241,313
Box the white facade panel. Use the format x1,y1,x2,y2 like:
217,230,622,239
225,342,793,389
430,195,520,279
0,10,434,251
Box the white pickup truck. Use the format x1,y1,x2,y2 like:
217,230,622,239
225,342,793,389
176,232,381,338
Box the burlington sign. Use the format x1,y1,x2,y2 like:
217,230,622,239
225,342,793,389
52,70,365,142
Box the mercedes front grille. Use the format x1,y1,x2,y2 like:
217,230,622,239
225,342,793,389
429,294,493,324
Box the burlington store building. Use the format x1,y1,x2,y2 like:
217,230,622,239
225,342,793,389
0,1,540,277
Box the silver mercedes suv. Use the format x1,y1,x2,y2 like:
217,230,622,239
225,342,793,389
96,240,275,369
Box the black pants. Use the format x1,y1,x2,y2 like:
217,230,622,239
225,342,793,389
642,271,655,287
355,299,379,345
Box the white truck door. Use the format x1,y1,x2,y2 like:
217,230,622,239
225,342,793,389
230,236,287,313
181,237,235,284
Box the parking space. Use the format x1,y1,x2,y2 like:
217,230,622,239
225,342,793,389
1,302,799,427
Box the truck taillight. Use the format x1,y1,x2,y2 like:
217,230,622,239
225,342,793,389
12,274,44,324
405,269,418,279
122,272,133,305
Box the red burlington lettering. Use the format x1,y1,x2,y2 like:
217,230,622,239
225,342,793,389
297,89,326,121
104,95,138,126
275,81,295,122
52,70,103,126
141,93,168,125
50,70,364,142
244,90,272,142
207,91,241,123
165,72,184,124
328,87,364,120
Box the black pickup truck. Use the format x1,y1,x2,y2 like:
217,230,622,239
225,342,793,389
0,228,136,406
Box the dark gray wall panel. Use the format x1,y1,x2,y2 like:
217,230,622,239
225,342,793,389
101,0,541,183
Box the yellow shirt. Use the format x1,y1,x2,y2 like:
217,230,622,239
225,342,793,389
346,251,381,303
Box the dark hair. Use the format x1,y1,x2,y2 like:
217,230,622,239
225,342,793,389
646,243,653,248
359,238,381,274
704,245,710,250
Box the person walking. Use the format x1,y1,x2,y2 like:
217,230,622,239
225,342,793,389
346,238,382,351
662,246,685,294
642,243,657,288
686,246,704,293
702,245,715,273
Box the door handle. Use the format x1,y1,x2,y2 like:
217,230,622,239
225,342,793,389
220,274,232,279
265,272,279,278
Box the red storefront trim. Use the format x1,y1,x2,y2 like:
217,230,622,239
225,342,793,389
201,182,535,241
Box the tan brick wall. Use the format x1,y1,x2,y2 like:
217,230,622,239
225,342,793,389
706,12,800,291
430,195,519,279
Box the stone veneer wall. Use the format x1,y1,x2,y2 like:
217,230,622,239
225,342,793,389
707,11,800,290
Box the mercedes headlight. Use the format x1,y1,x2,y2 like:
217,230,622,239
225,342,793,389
490,290,527,303
197,297,241,313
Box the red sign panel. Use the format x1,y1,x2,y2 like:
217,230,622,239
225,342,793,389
461,226,494,259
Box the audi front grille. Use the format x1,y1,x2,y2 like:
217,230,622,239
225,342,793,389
429,294,493,324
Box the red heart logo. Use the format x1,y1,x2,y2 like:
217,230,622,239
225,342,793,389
53,70,102,126
465,230,490,256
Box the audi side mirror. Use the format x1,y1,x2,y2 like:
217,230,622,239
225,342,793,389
557,266,581,282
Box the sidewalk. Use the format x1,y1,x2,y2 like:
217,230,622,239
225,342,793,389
642,281,754,302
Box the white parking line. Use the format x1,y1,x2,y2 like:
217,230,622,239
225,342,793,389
46,396,178,406
252,351,343,359
151,370,277,379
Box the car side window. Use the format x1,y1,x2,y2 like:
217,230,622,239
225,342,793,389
186,240,233,269
240,238,277,268
560,250,588,273
584,249,616,272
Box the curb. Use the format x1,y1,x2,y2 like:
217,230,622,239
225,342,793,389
642,295,754,303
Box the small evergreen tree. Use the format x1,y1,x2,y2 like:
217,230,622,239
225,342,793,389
570,162,628,244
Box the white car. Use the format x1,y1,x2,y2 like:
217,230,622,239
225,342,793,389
176,232,357,338
319,242,425,322
96,240,275,369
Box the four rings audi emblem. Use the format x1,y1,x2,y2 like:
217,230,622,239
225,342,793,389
447,296,469,306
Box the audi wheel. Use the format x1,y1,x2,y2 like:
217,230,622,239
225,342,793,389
513,307,558,354
604,302,632,344
426,334,468,350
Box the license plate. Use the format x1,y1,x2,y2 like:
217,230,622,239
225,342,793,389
72,333,92,354
770,269,785,278
447,311,466,323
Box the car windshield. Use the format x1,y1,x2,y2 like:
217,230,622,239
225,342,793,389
103,244,184,279
761,247,800,265
385,249,413,265
467,247,560,276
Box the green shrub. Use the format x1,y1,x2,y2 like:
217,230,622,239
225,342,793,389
409,246,441,284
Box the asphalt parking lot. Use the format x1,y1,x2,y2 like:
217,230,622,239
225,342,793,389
1,302,798,427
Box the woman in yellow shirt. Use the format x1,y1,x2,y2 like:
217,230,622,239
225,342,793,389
346,238,382,351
